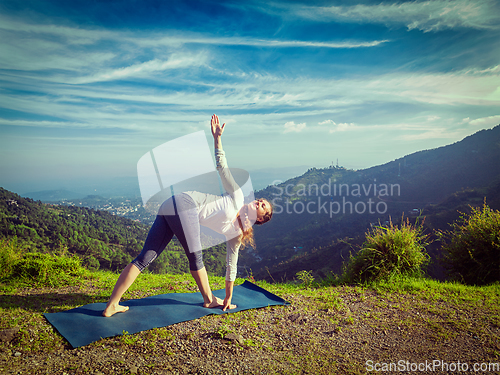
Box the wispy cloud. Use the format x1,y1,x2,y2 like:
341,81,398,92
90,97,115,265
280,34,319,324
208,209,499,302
283,121,306,133
72,53,209,84
0,12,388,50
0,1,499,187
0,118,87,128
0,14,112,43
0,15,388,88
398,127,463,140
467,115,500,128
1,62,498,137
289,0,500,32
319,120,358,133
381,73,500,106
143,33,389,49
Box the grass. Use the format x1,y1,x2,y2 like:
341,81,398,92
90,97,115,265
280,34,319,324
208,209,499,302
370,276,500,305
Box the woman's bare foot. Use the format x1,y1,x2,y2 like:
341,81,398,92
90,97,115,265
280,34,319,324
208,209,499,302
203,296,224,308
102,303,129,317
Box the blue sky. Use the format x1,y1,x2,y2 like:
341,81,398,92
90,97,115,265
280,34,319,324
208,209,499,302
1,0,499,194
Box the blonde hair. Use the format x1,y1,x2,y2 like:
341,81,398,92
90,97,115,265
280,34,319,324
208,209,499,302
235,199,274,248
236,214,256,249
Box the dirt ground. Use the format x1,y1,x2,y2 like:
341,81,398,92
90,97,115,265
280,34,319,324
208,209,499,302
1,285,499,374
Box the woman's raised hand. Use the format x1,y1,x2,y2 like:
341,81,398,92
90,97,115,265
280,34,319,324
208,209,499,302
211,114,225,139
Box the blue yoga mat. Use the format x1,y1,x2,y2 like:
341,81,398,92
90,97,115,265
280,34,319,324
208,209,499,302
44,281,289,348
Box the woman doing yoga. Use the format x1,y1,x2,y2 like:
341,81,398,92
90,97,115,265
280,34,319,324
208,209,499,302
103,115,273,316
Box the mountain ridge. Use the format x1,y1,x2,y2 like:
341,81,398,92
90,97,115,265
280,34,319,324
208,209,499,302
248,125,500,281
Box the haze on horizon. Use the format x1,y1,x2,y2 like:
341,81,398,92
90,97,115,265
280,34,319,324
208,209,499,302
1,0,499,195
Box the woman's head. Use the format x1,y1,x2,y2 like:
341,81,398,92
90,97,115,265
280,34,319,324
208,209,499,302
236,198,273,249
253,198,273,225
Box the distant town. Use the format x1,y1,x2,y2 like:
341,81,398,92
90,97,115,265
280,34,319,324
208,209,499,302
46,195,156,225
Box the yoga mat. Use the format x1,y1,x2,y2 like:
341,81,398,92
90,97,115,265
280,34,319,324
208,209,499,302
44,281,289,348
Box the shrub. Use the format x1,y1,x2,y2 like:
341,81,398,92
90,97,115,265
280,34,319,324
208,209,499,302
343,217,429,284
0,240,89,287
296,270,315,288
82,255,100,272
440,202,500,285
0,238,26,281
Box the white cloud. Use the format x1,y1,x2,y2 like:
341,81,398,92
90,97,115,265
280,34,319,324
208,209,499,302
360,69,500,106
465,65,500,75
136,33,388,49
0,14,387,89
318,119,335,126
0,14,388,73
398,127,462,140
73,53,209,84
468,115,500,127
0,14,112,43
291,0,500,32
2,62,498,139
319,120,358,133
283,121,306,133
0,12,498,149
329,122,357,133
0,118,86,128
2,55,498,130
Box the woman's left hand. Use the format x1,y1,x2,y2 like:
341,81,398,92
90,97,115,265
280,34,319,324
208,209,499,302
211,114,225,139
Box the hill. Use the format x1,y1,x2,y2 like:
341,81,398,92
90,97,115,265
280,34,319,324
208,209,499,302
0,188,228,276
248,125,500,281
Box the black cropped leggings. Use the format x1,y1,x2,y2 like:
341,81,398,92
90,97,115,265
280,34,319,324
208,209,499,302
131,194,204,272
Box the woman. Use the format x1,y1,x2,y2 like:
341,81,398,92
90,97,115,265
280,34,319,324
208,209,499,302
103,114,273,316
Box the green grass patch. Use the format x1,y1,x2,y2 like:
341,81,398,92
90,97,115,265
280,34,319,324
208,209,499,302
369,276,500,305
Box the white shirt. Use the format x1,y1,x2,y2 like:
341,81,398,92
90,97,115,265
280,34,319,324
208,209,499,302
185,148,243,281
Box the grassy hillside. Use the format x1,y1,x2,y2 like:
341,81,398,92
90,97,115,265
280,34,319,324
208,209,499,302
0,249,499,374
0,188,228,277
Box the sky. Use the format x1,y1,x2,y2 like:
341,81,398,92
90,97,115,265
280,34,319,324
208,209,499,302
1,0,499,195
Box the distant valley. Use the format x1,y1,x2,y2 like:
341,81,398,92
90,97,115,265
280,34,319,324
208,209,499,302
20,165,312,202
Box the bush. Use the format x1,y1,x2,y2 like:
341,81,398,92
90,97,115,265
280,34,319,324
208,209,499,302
82,255,100,272
296,270,315,288
0,239,89,287
343,217,429,284
0,238,26,281
8,252,88,287
440,203,500,285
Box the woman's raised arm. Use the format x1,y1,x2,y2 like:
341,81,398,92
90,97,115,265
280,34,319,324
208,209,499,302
211,114,225,150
